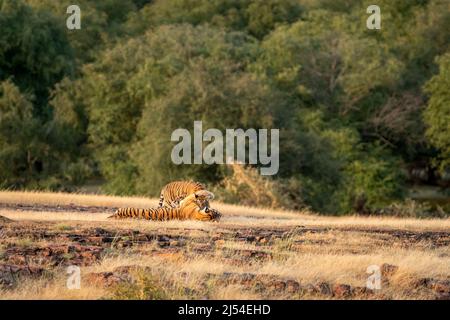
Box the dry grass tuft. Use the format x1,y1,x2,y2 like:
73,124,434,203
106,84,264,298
0,190,449,300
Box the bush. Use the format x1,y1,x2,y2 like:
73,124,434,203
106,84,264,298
212,163,305,210
424,53,450,172
336,145,407,214
374,199,449,218
0,80,41,188
110,272,168,300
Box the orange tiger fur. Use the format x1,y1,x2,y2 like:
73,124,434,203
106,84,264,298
110,190,221,221
158,181,206,208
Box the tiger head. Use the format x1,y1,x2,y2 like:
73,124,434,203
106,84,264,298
179,190,221,221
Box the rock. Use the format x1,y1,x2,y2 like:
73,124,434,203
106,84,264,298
415,278,450,300
158,235,170,242
238,273,257,287
134,235,149,242
217,272,256,287
48,245,71,255
85,236,105,245
307,282,333,296
333,284,352,298
256,236,269,244
416,278,450,292
303,283,317,295
414,277,432,288
190,243,212,253
85,272,129,287
93,228,110,235
352,286,374,296
426,279,450,295
0,264,44,287
318,282,333,296
435,293,450,300
286,280,300,293
7,254,27,265
268,280,286,292
381,263,399,278
0,215,12,223
239,250,272,261
117,240,133,248
5,244,103,267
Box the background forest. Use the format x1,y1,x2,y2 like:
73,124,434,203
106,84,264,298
0,0,449,216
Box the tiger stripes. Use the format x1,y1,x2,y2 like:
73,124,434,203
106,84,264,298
110,190,221,221
110,206,221,221
111,207,185,221
158,181,206,208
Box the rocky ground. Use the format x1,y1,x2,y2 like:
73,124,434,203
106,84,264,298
0,201,449,300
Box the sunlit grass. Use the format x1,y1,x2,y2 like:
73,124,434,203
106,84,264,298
0,190,449,300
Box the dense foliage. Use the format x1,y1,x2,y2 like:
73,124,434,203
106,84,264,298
0,0,449,214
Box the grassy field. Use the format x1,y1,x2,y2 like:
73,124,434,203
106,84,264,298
0,191,449,300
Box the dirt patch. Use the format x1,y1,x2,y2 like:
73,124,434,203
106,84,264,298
4,244,104,267
0,264,45,288
0,203,115,214
1,202,449,299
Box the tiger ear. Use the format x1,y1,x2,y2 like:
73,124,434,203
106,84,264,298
195,190,214,199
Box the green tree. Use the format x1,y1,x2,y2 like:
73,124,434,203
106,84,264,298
424,53,450,172
25,0,141,63
78,25,274,195
0,80,41,187
0,0,445,214
0,0,74,115
131,56,277,194
0,0,98,189
254,10,403,114
125,0,303,39
337,145,406,213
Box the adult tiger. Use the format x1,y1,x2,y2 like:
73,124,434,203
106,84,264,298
158,180,207,208
110,190,221,221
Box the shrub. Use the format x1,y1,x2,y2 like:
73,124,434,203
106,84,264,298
212,163,305,209
110,272,168,300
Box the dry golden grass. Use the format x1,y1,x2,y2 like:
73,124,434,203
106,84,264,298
0,190,158,208
0,190,449,300
3,242,445,300
3,208,450,233
0,276,107,300
1,190,449,231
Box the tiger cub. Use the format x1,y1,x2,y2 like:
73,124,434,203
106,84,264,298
158,180,207,208
110,190,221,221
